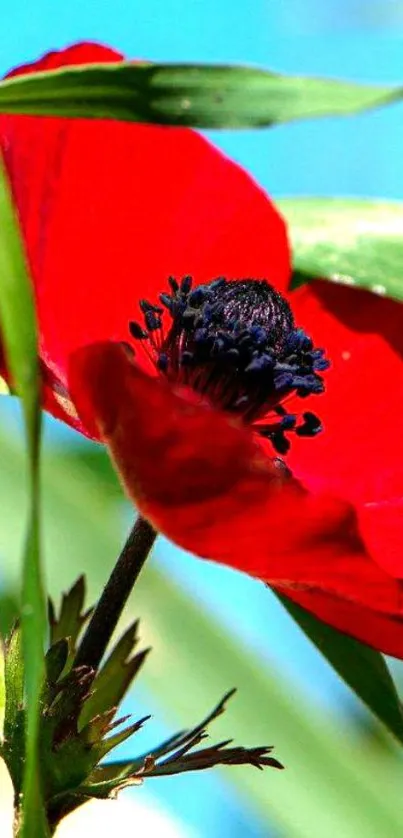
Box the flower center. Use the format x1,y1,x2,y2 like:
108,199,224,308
128,276,329,454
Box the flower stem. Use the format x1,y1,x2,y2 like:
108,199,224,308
74,515,156,671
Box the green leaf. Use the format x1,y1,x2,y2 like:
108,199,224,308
277,198,403,302
0,62,401,127
44,639,69,690
79,622,149,728
0,640,5,740
96,716,148,760
0,160,47,835
49,577,92,673
136,690,239,767
49,576,88,647
2,626,26,790
129,688,282,778
41,667,101,799
3,625,24,745
276,594,403,744
82,689,282,797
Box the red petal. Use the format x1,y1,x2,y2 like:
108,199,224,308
0,41,290,433
5,42,122,77
287,281,403,578
68,341,403,657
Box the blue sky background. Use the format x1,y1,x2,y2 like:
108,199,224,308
0,2,402,836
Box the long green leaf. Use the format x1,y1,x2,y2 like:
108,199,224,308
277,198,403,302
0,160,47,836
276,593,403,743
0,62,401,126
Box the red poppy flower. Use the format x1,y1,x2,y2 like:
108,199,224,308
1,43,403,658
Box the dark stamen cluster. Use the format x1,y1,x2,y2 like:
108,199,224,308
129,276,329,454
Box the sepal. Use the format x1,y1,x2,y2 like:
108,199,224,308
1,578,282,830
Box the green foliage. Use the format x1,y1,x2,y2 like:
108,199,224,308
82,689,281,800
277,594,403,745
49,577,93,669
278,198,403,302
0,579,282,832
0,62,400,126
0,161,47,836
3,625,25,791
78,622,149,726
0,640,6,738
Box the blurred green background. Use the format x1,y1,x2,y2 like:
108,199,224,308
1,1,403,836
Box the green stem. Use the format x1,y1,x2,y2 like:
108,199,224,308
74,516,156,671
